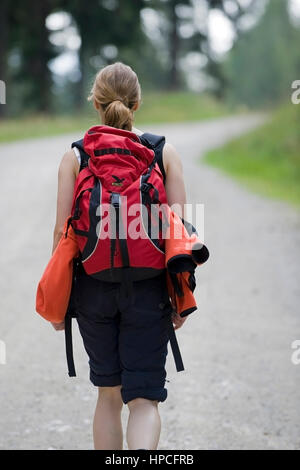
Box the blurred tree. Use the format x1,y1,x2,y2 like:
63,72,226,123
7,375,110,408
205,0,260,98
168,0,189,89
0,0,9,117
147,0,206,90
11,0,59,114
223,0,300,107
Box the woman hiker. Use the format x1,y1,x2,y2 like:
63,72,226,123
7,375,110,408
51,62,188,450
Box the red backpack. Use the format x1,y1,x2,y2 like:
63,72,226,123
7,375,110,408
65,125,169,290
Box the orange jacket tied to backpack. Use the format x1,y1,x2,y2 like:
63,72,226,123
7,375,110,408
35,216,79,324
164,207,209,318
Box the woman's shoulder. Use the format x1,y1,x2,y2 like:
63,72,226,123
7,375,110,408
58,148,80,178
162,142,182,175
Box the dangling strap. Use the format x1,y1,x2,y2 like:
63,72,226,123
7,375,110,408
64,257,80,377
166,316,184,372
65,312,76,377
109,192,135,305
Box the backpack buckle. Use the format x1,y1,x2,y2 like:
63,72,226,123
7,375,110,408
140,182,150,193
110,192,120,207
74,207,82,219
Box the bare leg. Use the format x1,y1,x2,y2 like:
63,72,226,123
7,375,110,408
93,385,124,450
126,398,161,450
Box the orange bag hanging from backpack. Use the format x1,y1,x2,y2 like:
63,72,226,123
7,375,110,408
164,208,209,318
35,216,79,323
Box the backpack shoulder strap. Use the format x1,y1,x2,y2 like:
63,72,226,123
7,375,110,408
139,132,166,184
71,138,90,172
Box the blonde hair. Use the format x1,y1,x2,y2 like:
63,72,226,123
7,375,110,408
87,62,141,131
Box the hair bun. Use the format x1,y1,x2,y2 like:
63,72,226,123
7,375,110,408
113,98,127,107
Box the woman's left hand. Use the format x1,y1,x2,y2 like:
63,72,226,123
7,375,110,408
51,321,65,331
171,312,187,330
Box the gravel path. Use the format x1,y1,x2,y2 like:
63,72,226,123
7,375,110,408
0,113,299,450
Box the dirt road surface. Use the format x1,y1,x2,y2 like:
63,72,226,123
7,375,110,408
1,113,299,450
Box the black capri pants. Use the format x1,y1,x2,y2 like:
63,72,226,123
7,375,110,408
75,261,173,404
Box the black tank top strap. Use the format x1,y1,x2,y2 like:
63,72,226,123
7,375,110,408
71,138,90,172
139,132,166,184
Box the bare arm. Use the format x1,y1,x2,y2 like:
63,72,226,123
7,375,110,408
52,150,77,255
163,142,187,219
